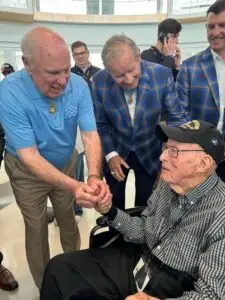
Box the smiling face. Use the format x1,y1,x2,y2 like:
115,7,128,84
106,45,141,89
207,10,225,56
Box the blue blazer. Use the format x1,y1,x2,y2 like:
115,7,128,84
92,60,188,177
176,47,220,130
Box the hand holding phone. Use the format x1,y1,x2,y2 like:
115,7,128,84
162,36,177,57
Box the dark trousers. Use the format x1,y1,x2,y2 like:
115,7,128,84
104,152,156,209
40,243,140,300
216,161,225,182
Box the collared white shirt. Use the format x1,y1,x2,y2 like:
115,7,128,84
105,89,137,162
211,49,225,132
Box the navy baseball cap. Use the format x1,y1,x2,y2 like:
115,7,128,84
156,120,224,164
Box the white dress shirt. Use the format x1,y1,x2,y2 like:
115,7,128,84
211,49,225,133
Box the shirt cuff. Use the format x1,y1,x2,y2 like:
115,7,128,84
105,151,119,162
102,205,118,220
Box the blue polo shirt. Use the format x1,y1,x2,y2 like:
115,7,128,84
0,69,96,169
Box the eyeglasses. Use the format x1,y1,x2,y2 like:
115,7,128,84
73,51,88,57
162,145,205,158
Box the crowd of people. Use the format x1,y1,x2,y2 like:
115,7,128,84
0,0,225,299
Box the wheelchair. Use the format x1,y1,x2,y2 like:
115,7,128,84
89,206,145,249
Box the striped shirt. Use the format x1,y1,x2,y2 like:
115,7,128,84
109,172,225,299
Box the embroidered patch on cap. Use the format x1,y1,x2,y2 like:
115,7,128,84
180,120,200,130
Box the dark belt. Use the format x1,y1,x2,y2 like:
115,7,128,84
150,255,195,283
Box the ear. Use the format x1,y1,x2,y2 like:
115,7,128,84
22,56,32,74
196,154,213,173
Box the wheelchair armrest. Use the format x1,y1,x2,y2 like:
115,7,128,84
96,206,146,227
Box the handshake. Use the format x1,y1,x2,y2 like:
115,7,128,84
72,174,112,214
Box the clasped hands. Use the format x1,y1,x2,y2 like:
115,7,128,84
126,292,159,300
73,175,112,213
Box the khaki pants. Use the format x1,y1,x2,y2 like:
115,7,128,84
4,151,81,289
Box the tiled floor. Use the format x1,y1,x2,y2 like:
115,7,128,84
0,166,135,300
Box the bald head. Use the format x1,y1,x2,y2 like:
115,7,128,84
21,27,69,63
21,27,71,99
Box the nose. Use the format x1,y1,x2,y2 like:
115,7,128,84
124,73,133,84
211,25,221,37
160,147,167,162
57,75,68,86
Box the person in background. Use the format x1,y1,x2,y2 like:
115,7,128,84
71,40,100,93
0,27,110,289
141,18,182,81
0,123,18,291
176,0,225,182
1,63,15,76
40,120,225,300
92,34,188,210
70,41,101,222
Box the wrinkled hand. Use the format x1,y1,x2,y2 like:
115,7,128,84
125,292,159,300
72,181,99,208
163,37,177,57
87,176,112,214
174,45,181,69
108,155,129,182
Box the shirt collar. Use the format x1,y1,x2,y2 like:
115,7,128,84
123,88,137,96
173,172,219,205
211,48,223,62
186,172,219,204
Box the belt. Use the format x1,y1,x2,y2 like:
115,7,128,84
150,255,195,283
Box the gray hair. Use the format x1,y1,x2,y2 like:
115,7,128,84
101,34,140,67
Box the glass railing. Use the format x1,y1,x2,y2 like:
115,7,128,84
0,0,28,9
171,0,214,15
35,0,166,15
0,0,214,17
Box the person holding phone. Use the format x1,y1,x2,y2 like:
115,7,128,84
141,18,182,81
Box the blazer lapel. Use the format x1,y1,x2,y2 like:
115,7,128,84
111,83,132,128
200,47,220,110
133,63,152,134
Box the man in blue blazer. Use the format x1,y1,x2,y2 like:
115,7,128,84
176,0,225,181
92,34,188,209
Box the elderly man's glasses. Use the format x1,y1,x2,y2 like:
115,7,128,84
163,144,205,158
73,51,88,57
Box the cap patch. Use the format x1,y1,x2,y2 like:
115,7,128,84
180,120,200,130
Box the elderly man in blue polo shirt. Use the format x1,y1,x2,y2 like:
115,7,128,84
0,26,111,289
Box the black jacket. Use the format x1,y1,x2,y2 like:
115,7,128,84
71,64,101,94
0,124,5,167
141,46,179,81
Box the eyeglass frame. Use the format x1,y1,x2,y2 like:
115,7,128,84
72,50,88,57
162,144,205,158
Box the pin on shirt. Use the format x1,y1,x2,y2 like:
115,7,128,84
49,102,57,114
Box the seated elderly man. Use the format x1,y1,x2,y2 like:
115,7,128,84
40,120,225,300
